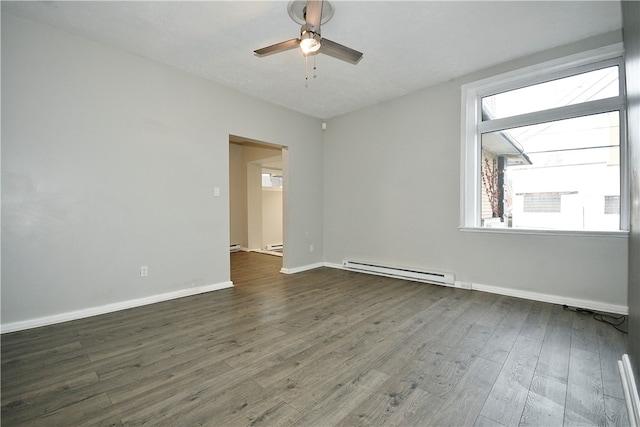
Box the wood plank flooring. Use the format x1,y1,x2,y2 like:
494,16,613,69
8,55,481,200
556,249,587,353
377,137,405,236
1,252,630,426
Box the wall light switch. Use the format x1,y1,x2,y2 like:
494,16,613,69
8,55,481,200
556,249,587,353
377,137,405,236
213,187,221,197
140,266,149,277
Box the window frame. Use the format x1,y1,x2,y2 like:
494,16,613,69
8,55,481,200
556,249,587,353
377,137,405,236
460,44,628,236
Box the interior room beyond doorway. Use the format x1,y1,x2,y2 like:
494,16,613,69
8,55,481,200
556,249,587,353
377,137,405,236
229,136,285,263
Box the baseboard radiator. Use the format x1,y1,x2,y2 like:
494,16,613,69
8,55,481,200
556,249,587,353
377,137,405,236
266,244,283,251
618,354,640,426
342,260,454,286
230,244,241,252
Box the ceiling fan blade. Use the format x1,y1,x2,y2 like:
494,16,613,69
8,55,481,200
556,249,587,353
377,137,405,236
254,38,300,57
319,38,363,64
305,0,323,33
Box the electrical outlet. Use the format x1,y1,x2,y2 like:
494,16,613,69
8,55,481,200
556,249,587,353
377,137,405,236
140,266,149,277
309,244,314,252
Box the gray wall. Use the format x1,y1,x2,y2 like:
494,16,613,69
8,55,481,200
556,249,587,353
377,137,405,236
1,13,324,328
323,31,628,312
623,0,640,375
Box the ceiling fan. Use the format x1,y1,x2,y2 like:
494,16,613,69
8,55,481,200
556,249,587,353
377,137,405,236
254,0,363,65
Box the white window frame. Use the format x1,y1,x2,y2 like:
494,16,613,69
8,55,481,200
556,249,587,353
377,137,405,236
460,43,629,236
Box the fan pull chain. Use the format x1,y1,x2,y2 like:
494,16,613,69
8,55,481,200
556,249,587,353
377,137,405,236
304,54,318,88
305,54,309,88
304,55,318,88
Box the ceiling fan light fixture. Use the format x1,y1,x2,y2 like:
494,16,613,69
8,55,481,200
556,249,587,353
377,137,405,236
254,0,362,65
299,30,321,55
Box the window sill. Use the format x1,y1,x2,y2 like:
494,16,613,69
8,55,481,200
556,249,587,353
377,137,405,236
458,226,629,238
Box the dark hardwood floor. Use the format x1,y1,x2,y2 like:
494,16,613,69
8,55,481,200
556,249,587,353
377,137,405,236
1,252,629,426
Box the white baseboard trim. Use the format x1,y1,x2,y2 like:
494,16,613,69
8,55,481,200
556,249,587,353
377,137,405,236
454,280,473,290
280,263,325,274
323,262,345,270
618,354,640,426
1,281,234,334
472,282,628,315
323,262,627,314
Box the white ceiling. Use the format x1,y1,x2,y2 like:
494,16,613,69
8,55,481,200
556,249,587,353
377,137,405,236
2,1,623,119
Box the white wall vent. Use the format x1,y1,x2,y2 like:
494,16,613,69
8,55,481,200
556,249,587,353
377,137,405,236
342,260,454,286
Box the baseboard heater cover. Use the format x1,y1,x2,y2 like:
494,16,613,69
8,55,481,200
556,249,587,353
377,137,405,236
342,260,454,286
230,244,241,252
618,354,640,427
266,244,283,251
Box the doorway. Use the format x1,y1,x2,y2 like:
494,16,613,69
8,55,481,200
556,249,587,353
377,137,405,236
229,135,287,269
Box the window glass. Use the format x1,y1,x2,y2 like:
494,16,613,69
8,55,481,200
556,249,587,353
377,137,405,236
262,172,283,188
480,111,620,231
482,66,619,120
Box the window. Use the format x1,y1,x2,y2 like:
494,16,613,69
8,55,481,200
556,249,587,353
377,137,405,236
605,195,620,215
522,193,562,213
461,45,627,233
262,171,283,188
